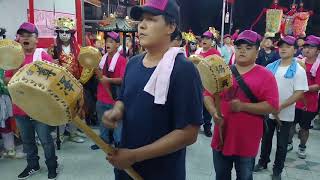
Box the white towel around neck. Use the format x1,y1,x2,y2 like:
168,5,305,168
144,47,185,105
99,52,120,72
33,48,45,62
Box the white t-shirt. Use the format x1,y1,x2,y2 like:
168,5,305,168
269,64,309,122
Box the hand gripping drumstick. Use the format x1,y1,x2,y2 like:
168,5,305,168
78,47,143,179
72,116,143,180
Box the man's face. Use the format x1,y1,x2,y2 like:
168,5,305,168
126,37,133,48
138,13,175,48
224,37,231,45
297,39,305,47
18,32,38,50
58,28,72,43
105,37,119,54
279,43,296,59
201,37,212,49
235,44,259,65
303,45,320,59
264,38,273,48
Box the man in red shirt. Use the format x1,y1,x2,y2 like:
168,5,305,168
5,22,58,180
199,30,221,137
91,31,127,150
288,35,320,159
199,31,221,58
204,30,279,180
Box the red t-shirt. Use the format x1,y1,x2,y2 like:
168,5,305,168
5,51,53,116
97,55,127,105
199,48,221,58
296,63,320,112
207,65,279,157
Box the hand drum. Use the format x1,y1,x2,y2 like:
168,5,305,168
0,39,24,70
197,55,232,95
8,61,83,126
78,46,102,84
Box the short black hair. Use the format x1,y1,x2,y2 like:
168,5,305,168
163,14,180,41
18,29,38,37
175,31,183,41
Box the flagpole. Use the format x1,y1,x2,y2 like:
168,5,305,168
221,0,226,43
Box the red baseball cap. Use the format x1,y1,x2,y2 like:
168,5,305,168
106,31,120,43
278,36,296,46
234,30,261,46
304,35,320,47
201,31,214,39
17,22,39,35
130,0,180,24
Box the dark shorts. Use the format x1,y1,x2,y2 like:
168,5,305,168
294,108,317,130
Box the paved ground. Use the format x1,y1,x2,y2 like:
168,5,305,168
0,126,319,180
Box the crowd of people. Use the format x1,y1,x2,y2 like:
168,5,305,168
0,0,320,180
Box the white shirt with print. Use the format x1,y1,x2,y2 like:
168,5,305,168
269,64,309,122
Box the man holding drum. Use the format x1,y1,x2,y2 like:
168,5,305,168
92,31,127,150
5,22,58,180
204,30,279,180
103,0,203,179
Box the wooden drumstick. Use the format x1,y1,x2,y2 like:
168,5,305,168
213,94,224,148
72,116,143,180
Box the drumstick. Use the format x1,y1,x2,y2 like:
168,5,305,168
214,94,224,148
72,116,143,180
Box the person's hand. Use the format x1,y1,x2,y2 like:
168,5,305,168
106,148,137,170
95,68,103,79
230,99,243,112
103,108,123,129
272,113,282,128
213,112,225,148
213,112,223,125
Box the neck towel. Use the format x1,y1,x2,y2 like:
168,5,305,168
266,58,298,79
144,47,184,105
99,52,120,72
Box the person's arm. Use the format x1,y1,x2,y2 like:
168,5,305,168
308,84,320,92
204,96,217,116
105,77,122,85
103,101,125,128
279,67,308,111
234,100,278,115
133,125,198,163
231,72,280,115
279,90,304,110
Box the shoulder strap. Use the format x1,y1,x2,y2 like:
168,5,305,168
230,65,259,103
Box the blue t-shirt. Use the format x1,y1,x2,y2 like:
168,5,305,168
115,53,204,180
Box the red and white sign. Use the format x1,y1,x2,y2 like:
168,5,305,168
34,9,76,38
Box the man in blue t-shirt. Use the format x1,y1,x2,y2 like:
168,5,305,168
103,0,204,180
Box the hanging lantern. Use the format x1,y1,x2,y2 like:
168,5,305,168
225,12,230,23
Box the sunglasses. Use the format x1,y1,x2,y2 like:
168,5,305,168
58,30,71,34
